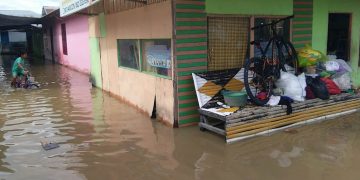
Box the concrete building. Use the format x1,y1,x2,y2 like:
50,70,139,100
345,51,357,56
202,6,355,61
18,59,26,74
44,0,360,127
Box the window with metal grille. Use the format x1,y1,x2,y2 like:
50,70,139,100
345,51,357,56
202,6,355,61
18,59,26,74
61,23,68,55
208,16,250,71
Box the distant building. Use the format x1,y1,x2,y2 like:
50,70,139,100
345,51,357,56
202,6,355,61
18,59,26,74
41,8,91,75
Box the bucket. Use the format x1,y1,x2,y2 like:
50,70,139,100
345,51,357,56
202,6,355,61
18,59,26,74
222,91,248,107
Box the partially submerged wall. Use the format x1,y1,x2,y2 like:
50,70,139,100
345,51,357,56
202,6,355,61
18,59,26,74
100,1,175,125
53,14,91,74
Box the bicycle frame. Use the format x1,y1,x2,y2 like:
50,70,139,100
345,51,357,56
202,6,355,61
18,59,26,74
251,19,294,77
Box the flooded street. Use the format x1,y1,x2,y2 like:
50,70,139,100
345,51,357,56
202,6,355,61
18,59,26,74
0,55,360,180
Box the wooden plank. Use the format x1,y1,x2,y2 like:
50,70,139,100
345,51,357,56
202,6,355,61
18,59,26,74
199,122,226,136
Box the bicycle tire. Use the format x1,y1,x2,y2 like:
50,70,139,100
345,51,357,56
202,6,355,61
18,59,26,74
243,58,274,106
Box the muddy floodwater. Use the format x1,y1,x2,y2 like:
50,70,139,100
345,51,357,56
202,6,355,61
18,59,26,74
0,55,360,180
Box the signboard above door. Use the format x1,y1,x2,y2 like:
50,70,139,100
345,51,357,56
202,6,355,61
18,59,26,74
60,0,100,17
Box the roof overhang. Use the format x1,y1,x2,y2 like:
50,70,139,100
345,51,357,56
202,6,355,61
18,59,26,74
0,14,39,30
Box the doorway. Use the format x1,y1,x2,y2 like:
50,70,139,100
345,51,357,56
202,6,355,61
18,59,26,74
327,13,351,61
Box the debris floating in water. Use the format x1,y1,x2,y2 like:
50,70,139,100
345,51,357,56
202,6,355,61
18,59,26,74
284,129,299,134
41,141,60,151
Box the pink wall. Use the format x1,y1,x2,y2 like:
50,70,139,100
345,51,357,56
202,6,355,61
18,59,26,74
53,15,90,74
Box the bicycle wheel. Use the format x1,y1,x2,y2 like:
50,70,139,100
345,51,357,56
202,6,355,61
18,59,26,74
280,41,298,74
243,57,274,106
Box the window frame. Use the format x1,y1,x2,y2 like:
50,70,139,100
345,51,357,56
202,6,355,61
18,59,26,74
140,39,172,79
117,38,173,80
117,39,141,71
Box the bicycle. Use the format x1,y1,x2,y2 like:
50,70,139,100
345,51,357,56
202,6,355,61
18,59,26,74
243,15,299,106
11,73,40,89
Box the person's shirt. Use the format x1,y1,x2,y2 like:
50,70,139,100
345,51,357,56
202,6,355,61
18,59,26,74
12,57,24,73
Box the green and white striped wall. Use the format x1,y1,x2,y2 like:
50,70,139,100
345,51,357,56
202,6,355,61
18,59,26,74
174,0,207,127
292,0,313,50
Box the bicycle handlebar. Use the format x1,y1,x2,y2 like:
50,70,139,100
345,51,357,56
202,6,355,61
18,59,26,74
251,15,294,30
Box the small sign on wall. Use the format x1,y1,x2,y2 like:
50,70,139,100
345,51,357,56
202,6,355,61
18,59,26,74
145,45,171,69
60,0,100,17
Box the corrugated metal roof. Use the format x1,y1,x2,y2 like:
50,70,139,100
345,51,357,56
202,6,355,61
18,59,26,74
0,10,40,18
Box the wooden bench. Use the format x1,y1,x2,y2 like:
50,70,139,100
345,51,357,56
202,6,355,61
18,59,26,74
192,69,360,143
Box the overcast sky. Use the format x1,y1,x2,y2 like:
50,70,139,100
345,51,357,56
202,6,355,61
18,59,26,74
0,0,59,14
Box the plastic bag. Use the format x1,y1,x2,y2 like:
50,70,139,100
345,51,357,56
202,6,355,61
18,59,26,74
306,76,330,100
298,45,326,67
275,71,306,102
332,73,352,90
335,59,352,74
324,61,340,71
320,78,341,95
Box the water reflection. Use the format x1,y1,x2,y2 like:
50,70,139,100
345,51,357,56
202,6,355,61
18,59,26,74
0,56,360,180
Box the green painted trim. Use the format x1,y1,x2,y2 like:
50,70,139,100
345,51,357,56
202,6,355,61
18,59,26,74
178,70,206,76
177,46,207,52
293,30,312,35
293,36,312,42
176,21,207,27
293,17,312,22
99,13,106,37
178,79,194,85
294,11,313,15
294,44,308,49
178,87,195,93
176,4,205,10
177,61,207,68
176,12,206,18
179,110,198,117
179,102,199,108
293,24,312,29
119,66,141,72
179,117,199,125
178,94,197,100
177,54,207,60
90,37,103,88
176,29,207,35
206,0,293,15
176,37,207,44
138,40,143,72
294,4,313,8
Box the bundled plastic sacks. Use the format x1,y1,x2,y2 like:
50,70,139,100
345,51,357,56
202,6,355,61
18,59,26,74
306,76,330,100
275,71,306,101
324,61,340,72
298,45,326,67
335,59,352,74
332,73,352,90
320,77,341,95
